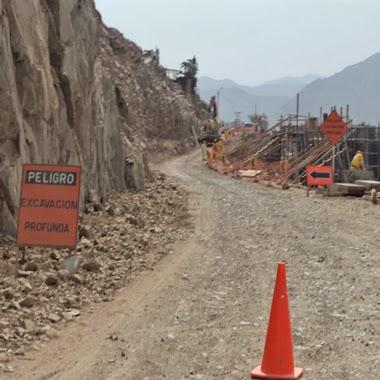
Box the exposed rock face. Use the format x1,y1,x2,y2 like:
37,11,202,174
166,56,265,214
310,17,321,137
0,0,197,235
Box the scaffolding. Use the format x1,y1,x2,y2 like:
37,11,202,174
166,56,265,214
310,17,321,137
207,113,380,186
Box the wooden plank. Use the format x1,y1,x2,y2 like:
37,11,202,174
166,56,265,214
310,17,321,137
239,170,262,178
354,180,380,191
329,183,366,196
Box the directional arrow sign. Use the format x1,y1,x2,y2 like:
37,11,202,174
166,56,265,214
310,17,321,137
311,171,330,179
320,110,348,145
307,165,333,187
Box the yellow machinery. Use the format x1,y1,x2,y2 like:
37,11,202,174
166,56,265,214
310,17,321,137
198,119,221,147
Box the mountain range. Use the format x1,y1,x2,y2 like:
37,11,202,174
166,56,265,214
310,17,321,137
283,53,380,124
197,75,319,123
198,52,380,125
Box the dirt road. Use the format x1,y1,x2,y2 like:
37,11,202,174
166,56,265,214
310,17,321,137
9,150,379,380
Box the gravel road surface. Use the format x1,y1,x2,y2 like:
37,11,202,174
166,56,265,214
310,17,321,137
10,150,380,380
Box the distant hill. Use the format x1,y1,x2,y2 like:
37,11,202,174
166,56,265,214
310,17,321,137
197,75,319,123
247,75,320,97
283,53,380,124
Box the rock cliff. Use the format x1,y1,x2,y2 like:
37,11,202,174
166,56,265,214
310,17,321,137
0,0,198,235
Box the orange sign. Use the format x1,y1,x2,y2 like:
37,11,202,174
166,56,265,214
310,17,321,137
17,164,81,248
307,165,333,187
320,110,348,145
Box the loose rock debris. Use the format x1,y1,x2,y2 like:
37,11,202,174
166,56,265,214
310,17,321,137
0,173,189,369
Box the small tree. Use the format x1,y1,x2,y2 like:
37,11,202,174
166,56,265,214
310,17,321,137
249,113,269,130
181,56,198,81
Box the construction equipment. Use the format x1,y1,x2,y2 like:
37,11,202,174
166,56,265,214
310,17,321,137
198,95,223,146
198,119,221,146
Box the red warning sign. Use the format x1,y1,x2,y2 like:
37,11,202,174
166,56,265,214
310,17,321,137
17,164,81,248
307,165,333,187
320,110,348,145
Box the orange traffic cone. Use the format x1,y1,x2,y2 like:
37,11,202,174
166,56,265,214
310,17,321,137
251,262,303,379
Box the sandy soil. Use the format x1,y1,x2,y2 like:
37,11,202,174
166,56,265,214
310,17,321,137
7,150,380,380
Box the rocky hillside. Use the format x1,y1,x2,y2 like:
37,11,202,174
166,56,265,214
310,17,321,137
0,173,189,369
0,0,198,236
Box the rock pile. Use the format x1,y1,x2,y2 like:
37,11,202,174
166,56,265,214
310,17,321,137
0,174,189,369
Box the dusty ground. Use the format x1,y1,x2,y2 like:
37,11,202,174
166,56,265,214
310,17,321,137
4,150,380,380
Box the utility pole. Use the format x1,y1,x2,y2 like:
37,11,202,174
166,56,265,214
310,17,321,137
216,87,223,122
234,111,242,127
296,93,300,128
234,111,242,121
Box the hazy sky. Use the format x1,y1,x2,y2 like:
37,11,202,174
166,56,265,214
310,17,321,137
95,0,380,86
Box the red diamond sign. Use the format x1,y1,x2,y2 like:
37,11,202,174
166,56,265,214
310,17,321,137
320,110,348,145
